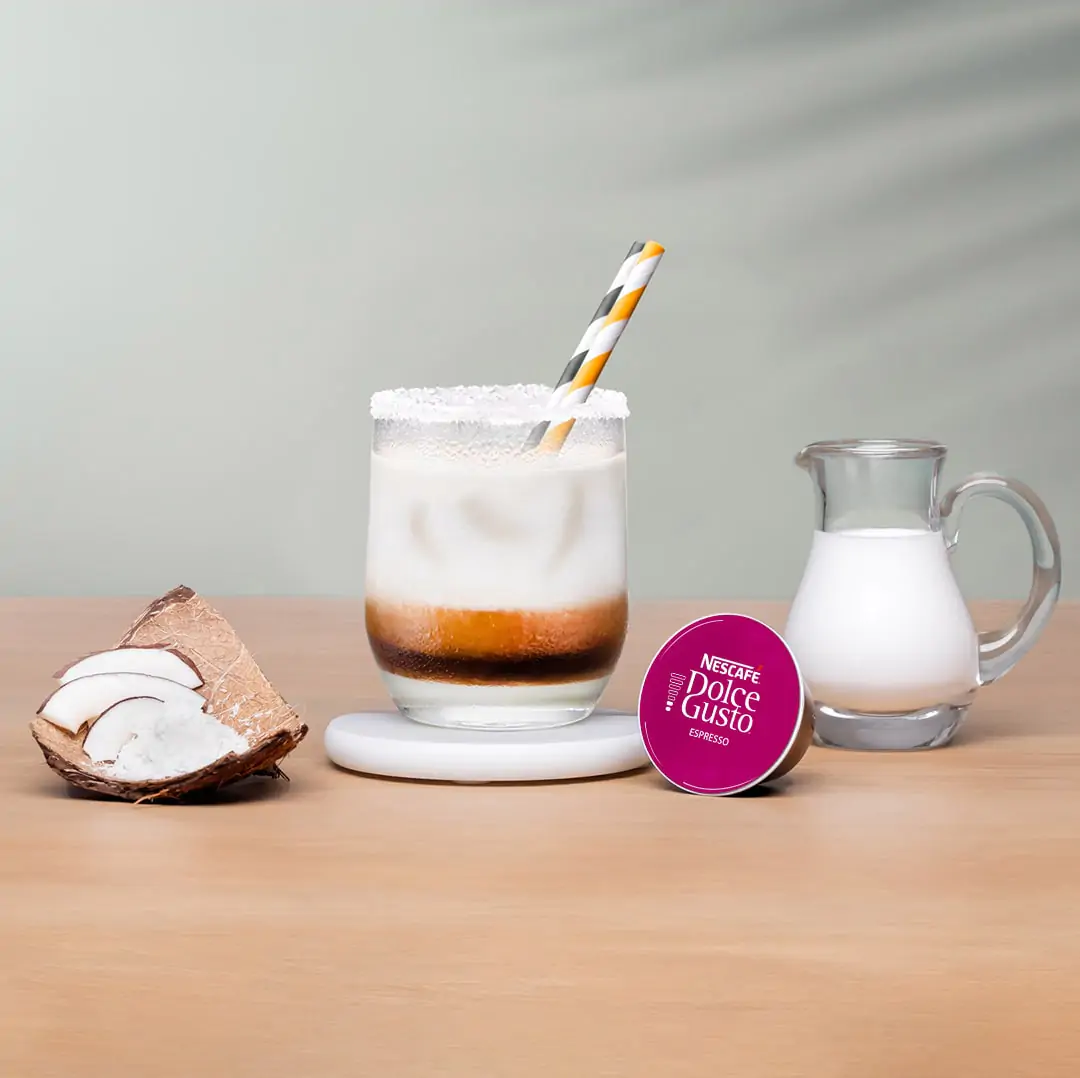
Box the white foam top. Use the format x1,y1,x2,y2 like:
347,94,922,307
370,383,629,424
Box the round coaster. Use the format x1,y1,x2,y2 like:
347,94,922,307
324,708,648,784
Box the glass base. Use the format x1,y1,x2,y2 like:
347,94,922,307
811,701,970,751
379,671,610,731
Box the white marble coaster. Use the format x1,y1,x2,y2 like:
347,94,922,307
324,709,649,784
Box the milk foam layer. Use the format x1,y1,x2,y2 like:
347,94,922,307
785,528,979,712
366,449,627,610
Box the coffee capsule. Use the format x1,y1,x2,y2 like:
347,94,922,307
638,613,811,795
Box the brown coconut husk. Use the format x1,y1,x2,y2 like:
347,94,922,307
30,585,307,803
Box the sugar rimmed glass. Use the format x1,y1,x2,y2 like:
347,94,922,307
364,384,629,730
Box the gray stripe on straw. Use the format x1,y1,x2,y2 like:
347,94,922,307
522,416,555,450
554,351,587,390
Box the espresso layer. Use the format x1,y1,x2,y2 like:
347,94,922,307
366,596,628,685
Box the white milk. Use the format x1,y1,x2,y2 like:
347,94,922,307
784,528,979,712
366,449,627,610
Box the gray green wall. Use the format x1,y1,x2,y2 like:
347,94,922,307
1,1,1076,598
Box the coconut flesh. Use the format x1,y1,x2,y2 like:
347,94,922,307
30,585,307,802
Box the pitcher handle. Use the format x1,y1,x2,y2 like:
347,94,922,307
939,473,1061,686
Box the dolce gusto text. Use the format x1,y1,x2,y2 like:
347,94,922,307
680,654,760,733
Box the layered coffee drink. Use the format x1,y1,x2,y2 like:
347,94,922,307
365,385,628,729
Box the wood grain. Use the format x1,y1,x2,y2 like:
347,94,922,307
2,599,1078,1078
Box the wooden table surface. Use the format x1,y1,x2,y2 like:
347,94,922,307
2,598,1078,1078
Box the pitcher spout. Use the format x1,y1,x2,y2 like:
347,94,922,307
794,439,948,534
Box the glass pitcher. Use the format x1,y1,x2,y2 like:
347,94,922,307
784,440,1061,751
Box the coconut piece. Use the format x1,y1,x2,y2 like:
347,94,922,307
30,585,308,802
103,699,250,781
38,673,205,733
83,697,166,763
55,646,203,688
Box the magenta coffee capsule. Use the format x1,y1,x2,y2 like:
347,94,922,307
638,613,812,795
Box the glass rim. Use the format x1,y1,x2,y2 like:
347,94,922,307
369,383,629,425
799,438,947,460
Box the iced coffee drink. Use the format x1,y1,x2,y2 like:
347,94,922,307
365,384,628,730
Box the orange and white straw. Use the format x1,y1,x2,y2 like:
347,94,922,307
533,240,664,453
522,242,645,450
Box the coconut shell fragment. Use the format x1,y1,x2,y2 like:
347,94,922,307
30,585,308,802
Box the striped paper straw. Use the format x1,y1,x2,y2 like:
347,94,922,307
522,241,646,450
535,240,664,454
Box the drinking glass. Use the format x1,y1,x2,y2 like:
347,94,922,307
365,384,629,730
